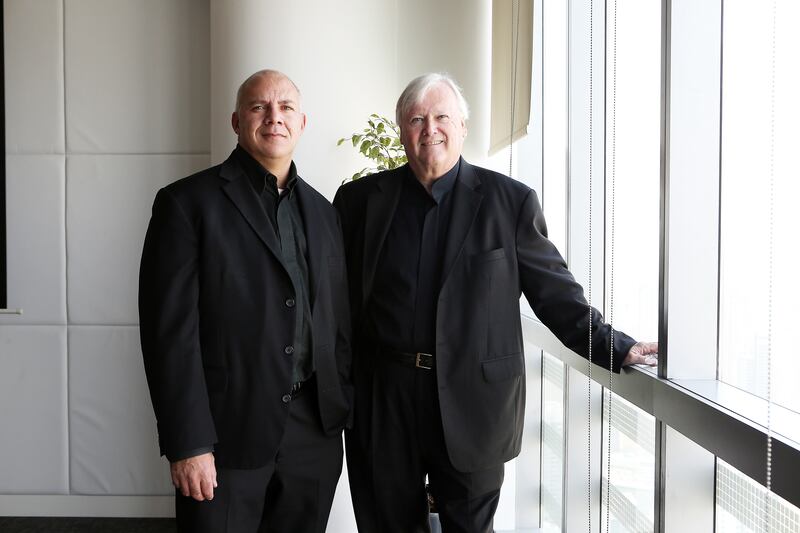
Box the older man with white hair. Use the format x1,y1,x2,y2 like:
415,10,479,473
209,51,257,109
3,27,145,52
334,73,657,532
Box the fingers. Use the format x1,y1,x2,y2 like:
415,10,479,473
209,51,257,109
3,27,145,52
200,476,215,500
170,453,216,501
623,342,659,367
640,342,659,366
641,341,659,355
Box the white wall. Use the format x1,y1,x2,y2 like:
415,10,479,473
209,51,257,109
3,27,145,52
1,0,512,527
2,0,210,512
396,0,493,165
209,0,400,200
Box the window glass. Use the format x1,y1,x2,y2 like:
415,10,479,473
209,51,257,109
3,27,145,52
541,353,565,532
716,459,800,533
603,0,660,342
542,0,569,256
601,391,655,533
718,0,800,413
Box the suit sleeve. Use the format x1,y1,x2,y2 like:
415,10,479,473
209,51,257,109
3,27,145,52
139,188,217,458
515,189,635,372
333,211,355,428
332,186,359,327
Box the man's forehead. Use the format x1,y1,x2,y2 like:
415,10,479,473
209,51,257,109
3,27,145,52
407,95,459,114
245,94,299,104
244,76,299,99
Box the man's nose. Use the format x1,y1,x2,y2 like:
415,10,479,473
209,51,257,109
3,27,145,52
422,117,437,135
263,106,283,124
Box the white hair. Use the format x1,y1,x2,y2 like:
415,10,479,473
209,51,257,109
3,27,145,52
395,73,470,126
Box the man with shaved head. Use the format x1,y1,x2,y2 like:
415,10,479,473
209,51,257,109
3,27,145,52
334,73,657,532
140,69,352,532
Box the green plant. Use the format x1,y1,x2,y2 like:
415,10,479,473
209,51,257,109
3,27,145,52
337,114,407,182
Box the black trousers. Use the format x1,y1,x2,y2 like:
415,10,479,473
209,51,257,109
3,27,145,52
176,384,343,533
346,359,504,533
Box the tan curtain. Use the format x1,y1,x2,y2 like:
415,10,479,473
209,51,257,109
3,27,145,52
489,0,533,156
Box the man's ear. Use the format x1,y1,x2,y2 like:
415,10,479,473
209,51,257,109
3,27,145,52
231,111,240,134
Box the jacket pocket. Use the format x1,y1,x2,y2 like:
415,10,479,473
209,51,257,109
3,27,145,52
472,247,506,264
481,352,524,383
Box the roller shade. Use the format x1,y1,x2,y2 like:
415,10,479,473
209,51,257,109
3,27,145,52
489,0,533,156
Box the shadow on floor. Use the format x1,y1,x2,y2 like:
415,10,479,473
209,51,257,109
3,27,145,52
0,518,175,532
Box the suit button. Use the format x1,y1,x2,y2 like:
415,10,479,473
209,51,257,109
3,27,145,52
281,394,291,403
284,345,294,355
285,298,295,308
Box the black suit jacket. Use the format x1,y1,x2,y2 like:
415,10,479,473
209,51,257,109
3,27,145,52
333,159,634,472
139,150,352,470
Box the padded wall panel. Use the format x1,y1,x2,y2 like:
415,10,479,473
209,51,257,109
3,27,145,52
0,156,66,325
4,0,65,154
66,154,209,325
64,0,210,153
0,326,68,493
68,326,172,495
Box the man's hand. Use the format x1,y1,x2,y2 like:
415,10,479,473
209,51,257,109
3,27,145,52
622,341,658,367
170,452,217,501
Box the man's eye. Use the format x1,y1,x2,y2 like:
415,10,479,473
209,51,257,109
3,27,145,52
252,105,264,111
410,117,423,125
437,115,450,122
282,105,294,111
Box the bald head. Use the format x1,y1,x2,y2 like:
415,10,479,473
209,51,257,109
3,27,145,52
230,69,306,185
234,69,301,114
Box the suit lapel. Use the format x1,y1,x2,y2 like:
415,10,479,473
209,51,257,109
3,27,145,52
362,169,403,309
295,178,328,309
440,160,483,287
219,155,285,267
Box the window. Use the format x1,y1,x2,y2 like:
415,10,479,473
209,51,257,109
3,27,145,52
601,392,655,533
716,459,800,533
541,353,565,532
603,0,660,343
718,0,800,413
524,0,800,530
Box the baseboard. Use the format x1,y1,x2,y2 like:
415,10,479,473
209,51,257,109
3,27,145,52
0,495,174,517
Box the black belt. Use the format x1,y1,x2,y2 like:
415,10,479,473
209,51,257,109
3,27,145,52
380,349,435,370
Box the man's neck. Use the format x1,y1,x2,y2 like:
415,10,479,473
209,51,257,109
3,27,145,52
256,156,292,188
409,160,458,195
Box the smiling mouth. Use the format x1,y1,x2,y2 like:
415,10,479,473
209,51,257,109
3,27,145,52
422,140,444,146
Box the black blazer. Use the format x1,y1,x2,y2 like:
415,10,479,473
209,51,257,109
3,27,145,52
333,159,633,472
139,151,352,470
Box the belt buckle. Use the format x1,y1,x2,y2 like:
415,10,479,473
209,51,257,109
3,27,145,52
415,352,433,370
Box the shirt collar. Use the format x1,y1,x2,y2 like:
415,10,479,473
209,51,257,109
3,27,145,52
234,144,298,196
429,159,460,204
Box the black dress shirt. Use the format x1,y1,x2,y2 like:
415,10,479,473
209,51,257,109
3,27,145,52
234,145,314,385
365,161,460,354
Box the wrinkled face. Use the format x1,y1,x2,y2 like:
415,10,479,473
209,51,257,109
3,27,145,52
399,83,467,180
231,73,306,167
